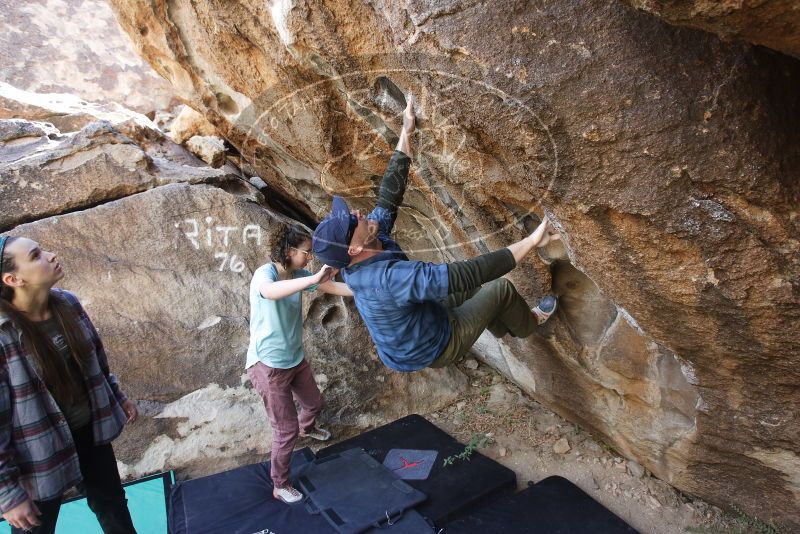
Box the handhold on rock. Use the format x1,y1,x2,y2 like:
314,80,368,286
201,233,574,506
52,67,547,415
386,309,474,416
374,76,407,111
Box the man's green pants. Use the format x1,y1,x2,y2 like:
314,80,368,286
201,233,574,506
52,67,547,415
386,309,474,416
430,247,538,368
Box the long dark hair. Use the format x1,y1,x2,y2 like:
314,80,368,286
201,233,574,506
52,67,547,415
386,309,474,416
0,237,91,407
270,224,312,271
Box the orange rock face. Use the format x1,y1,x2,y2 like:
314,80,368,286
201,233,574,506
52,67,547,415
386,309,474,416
106,0,799,526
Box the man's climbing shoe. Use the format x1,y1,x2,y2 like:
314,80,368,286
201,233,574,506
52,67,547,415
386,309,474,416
273,484,304,504
300,426,332,441
532,295,558,325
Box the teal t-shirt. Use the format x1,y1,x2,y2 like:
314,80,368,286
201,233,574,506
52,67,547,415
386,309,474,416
246,263,319,369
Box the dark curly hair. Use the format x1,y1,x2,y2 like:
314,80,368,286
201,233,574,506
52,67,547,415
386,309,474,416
270,224,312,270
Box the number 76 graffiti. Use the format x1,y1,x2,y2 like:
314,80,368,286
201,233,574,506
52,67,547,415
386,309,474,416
215,252,246,272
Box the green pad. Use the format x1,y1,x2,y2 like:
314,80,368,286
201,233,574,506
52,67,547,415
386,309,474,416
0,472,174,533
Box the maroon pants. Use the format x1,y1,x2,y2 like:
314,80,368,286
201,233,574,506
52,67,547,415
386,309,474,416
247,359,324,488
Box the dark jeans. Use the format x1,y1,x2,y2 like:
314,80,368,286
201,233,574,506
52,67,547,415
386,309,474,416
11,425,136,534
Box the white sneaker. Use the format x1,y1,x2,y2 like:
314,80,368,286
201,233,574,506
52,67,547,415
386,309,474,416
273,485,303,504
300,426,332,441
532,295,558,325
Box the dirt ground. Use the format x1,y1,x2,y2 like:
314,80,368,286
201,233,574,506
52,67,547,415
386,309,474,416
419,359,780,534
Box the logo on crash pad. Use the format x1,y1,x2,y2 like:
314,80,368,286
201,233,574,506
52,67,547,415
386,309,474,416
383,449,438,480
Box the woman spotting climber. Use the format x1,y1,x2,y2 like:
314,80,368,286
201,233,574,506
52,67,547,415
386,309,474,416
245,224,353,504
0,236,139,533
312,94,562,373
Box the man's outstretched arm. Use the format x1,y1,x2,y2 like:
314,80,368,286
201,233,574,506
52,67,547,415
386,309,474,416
384,216,562,305
394,94,415,159
369,95,416,237
447,216,561,295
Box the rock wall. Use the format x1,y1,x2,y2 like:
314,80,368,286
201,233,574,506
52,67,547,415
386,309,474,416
621,0,800,59
0,0,176,113
106,0,800,527
0,93,467,481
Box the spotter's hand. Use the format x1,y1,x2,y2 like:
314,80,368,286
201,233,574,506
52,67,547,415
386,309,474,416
315,264,339,284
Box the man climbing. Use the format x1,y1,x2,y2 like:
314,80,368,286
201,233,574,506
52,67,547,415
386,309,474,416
312,94,561,372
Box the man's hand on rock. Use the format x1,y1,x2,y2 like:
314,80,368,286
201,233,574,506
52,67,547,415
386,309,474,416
403,93,416,135
537,228,561,248
536,218,562,248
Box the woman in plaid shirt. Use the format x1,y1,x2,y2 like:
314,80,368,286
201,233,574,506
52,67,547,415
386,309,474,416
0,236,139,533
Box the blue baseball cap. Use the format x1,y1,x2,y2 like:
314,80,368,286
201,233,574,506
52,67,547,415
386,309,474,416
312,196,356,268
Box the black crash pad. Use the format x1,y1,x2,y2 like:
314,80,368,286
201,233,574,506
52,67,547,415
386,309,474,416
443,475,640,533
317,414,516,524
169,447,332,534
370,510,436,533
297,448,427,534
169,447,436,534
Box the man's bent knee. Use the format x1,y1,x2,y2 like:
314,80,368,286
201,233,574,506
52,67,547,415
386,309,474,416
487,276,515,296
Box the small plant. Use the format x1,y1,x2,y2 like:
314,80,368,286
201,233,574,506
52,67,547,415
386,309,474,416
730,504,782,534
685,504,784,534
500,412,516,429
599,440,617,454
443,432,490,467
